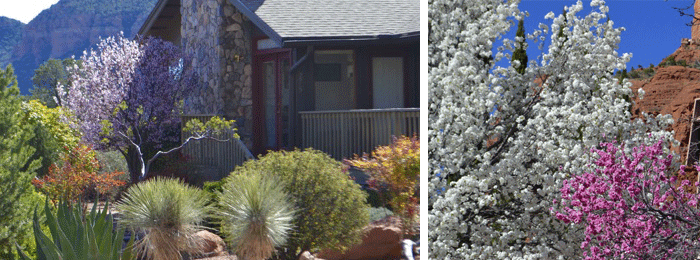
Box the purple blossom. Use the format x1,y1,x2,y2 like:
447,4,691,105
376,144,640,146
553,139,700,259
60,33,199,182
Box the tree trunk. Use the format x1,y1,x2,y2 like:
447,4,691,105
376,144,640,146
126,148,143,184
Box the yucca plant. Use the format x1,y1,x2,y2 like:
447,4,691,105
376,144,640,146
116,177,210,260
216,173,295,260
15,199,135,260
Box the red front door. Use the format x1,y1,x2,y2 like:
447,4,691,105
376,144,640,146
253,51,290,155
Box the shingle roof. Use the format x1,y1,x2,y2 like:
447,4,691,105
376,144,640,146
237,0,419,41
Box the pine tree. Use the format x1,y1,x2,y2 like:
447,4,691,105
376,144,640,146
0,65,41,257
512,18,528,74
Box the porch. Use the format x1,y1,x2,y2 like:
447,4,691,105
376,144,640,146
179,108,419,177
299,108,420,160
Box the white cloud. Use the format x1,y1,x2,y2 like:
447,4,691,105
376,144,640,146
0,0,59,24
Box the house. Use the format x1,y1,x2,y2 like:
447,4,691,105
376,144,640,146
137,0,419,165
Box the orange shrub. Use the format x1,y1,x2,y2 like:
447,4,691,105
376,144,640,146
346,135,419,234
32,144,126,204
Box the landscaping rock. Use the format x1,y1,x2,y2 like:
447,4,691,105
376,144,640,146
317,216,403,260
299,251,326,260
188,230,228,258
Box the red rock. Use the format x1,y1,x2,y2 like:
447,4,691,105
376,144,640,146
692,0,700,40
317,216,403,260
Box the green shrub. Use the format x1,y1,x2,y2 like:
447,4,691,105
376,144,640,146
368,207,393,223
116,177,211,260
21,100,81,176
229,149,369,260
216,173,294,260
96,150,129,174
16,200,135,260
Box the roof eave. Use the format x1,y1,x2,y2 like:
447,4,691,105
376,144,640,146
227,0,283,47
281,31,419,47
137,0,169,37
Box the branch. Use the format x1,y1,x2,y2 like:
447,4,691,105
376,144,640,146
142,133,231,181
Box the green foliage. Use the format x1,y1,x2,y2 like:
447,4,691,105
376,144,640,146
116,177,211,260
21,99,81,176
368,207,393,223
216,174,294,260
30,58,80,108
203,179,226,201
660,55,677,67
183,116,238,139
0,64,44,258
95,150,129,174
629,70,639,78
229,149,369,259
512,19,528,74
16,200,135,260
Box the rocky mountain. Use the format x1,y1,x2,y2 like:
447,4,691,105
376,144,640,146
3,0,158,94
0,17,24,66
628,38,700,164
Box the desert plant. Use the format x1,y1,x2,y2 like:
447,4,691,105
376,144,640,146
116,177,210,260
229,149,369,260
16,199,135,260
346,135,419,234
216,173,294,260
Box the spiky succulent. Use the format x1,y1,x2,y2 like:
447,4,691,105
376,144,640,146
216,173,295,260
117,177,211,260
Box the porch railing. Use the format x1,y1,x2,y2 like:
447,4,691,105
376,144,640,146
299,108,420,160
181,115,254,179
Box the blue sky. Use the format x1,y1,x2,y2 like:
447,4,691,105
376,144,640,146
506,0,695,69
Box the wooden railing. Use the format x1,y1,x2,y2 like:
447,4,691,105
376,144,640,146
299,108,420,160
181,115,254,179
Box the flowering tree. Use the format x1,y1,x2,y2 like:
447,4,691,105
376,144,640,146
428,0,677,258
60,33,234,183
554,139,700,259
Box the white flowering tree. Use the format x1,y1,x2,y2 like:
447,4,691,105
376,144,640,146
428,0,677,258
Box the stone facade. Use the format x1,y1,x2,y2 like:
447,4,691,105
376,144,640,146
181,0,253,147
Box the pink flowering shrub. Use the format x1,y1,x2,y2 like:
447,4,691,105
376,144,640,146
553,139,700,259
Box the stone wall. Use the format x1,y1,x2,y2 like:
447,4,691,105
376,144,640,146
181,0,253,148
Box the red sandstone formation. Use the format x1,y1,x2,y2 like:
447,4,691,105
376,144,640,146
629,64,700,162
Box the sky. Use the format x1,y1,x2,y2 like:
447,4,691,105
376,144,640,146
501,0,696,70
0,0,59,24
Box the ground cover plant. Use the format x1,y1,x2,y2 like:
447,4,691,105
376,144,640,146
429,0,677,258
229,149,369,260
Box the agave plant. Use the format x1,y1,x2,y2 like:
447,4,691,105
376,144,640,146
16,199,135,260
216,173,295,260
116,177,210,260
